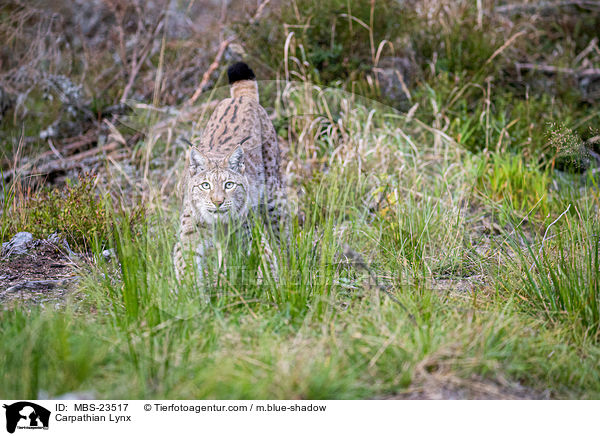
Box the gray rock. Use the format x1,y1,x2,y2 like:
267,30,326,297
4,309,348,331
102,248,115,261
374,56,416,104
1,232,34,257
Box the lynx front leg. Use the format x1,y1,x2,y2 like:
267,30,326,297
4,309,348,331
174,222,213,300
173,239,185,282
194,239,221,279
259,231,279,284
174,203,197,282
193,240,213,301
174,239,210,281
263,186,289,243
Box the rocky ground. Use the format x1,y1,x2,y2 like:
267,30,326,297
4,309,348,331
0,232,81,308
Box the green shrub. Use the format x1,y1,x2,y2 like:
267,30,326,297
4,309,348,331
5,173,111,251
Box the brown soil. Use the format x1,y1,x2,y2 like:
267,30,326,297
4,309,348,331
0,241,79,307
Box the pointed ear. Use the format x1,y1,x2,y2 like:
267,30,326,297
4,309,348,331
226,146,244,172
189,148,207,174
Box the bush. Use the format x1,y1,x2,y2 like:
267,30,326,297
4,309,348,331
4,173,110,251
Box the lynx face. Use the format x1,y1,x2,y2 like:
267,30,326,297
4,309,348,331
187,146,249,225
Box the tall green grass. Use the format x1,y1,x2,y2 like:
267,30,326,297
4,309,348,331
1,170,15,244
2,150,600,399
476,152,551,224
517,203,600,336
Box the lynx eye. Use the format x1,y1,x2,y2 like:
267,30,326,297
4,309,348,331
224,181,236,190
200,182,211,190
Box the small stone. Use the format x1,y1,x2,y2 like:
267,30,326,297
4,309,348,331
1,232,34,257
102,248,115,260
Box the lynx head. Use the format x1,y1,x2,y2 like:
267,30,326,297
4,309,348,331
187,145,249,224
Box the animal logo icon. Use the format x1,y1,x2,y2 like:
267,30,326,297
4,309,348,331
2,402,50,433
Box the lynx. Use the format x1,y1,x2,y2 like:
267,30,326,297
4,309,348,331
173,62,286,283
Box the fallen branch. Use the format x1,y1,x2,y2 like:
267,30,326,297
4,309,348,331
60,132,98,155
184,0,273,108
516,62,600,78
496,1,600,14
4,132,96,173
67,142,120,162
3,142,122,182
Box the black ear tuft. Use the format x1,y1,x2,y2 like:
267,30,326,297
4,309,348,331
227,62,256,84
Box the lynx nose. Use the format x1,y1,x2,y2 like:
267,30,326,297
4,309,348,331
212,197,224,208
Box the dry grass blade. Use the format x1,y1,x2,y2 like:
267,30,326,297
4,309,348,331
485,31,526,66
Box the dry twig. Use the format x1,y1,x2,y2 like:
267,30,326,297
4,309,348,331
516,62,600,78
496,1,600,14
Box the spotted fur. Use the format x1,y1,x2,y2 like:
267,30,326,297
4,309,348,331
174,63,286,283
